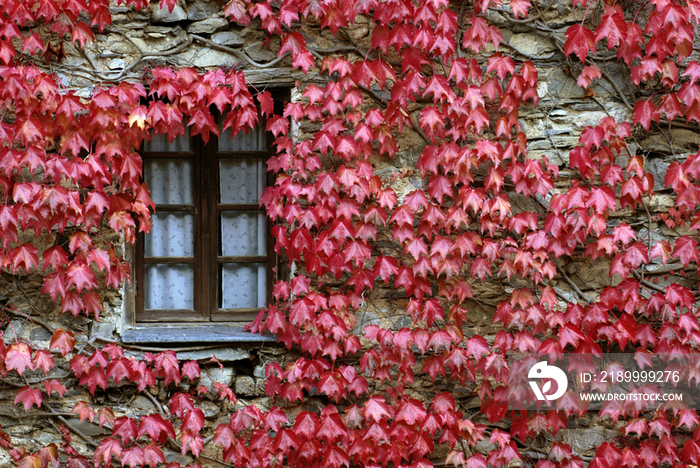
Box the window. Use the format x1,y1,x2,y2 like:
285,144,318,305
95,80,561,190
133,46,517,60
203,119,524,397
132,120,275,327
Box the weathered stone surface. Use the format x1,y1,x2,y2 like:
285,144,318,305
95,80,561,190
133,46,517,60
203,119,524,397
122,22,147,29
561,428,618,456
29,326,52,341
250,397,272,411
507,33,556,56
108,58,126,69
178,348,250,361
91,320,117,341
244,43,277,62
68,419,111,437
144,25,172,34
199,401,221,417
186,17,228,34
253,365,265,378
131,395,158,411
211,31,244,46
346,15,370,41
199,366,235,388
151,3,187,22
0,448,10,466
178,46,239,68
187,1,219,20
235,376,257,396
647,158,670,191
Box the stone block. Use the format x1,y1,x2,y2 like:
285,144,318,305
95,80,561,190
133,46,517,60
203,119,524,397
187,17,228,34
187,1,219,20
67,419,111,437
508,33,556,56
178,47,239,68
244,43,277,62
253,365,265,378
211,31,244,46
131,395,158,411
151,3,187,22
109,58,126,70
235,376,257,396
199,366,235,389
647,158,669,191
199,401,221,417
178,348,250,361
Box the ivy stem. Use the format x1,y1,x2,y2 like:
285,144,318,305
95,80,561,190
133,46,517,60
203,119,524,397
580,1,594,27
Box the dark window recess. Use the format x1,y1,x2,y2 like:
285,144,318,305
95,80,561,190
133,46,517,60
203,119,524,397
135,120,274,323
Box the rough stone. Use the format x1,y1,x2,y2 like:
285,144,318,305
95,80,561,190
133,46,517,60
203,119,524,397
29,326,52,341
346,15,370,41
561,428,618,456
244,43,277,62
508,33,556,56
250,397,272,411
211,31,244,46
108,58,126,69
68,419,111,437
647,158,669,191
122,22,148,29
352,311,381,335
75,85,95,99
0,448,11,465
187,1,220,20
186,17,228,34
235,376,257,396
199,401,221,417
144,25,172,34
131,395,158,411
253,365,265,378
90,320,116,341
199,366,235,388
178,348,250,361
178,47,239,68
108,37,147,54
151,3,187,22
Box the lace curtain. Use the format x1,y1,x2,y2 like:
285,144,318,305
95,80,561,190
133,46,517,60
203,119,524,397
142,125,267,312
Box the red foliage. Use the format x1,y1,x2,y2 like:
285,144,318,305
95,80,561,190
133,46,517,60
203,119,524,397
0,0,699,467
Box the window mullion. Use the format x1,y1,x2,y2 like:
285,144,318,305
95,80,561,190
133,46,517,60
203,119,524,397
196,137,210,320
201,135,218,320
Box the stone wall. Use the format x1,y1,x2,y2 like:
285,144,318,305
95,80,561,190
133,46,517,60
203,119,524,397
0,0,694,464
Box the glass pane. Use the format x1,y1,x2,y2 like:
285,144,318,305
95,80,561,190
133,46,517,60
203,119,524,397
144,264,194,309
220,211,266,256
143,129,191,152
145,213,194,257
219,123,265,151
219,159,265,204
144,159,194,205
220,263,266,309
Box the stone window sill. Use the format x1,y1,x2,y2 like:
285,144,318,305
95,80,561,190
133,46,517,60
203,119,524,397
121,324,276,344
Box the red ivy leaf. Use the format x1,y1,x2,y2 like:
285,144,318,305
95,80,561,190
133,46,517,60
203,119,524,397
564,25,596,62
14,386,42,412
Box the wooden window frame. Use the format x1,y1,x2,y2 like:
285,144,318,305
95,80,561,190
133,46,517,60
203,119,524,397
133,134,275,323
122,89,288,344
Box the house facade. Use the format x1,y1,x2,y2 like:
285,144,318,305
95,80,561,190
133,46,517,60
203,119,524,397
0,0,694,467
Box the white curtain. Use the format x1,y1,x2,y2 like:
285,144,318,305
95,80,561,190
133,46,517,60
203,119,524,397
219,159,265,204
143,130,192,152
219,124,265,151
145,213,194,257
144,159,193,205
221,264,266,309
145,264,194,309
220,211,266,256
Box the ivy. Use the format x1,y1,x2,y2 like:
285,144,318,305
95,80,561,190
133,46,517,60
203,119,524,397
0,0,699,467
